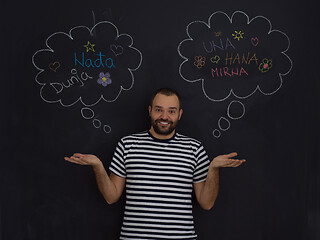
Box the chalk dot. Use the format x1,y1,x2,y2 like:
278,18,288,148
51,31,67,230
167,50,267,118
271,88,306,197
81,107,95,120
263,64,268,69
92,119,101,128
103,125,112,134
213,129,221,138
218,117,230,131
227,101,245,120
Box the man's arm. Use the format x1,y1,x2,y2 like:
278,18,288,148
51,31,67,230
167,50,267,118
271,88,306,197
193,152,245,210
65,153,126,204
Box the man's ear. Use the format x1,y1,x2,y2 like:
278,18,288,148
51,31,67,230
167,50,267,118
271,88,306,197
178,109,183,120
148,105,151,116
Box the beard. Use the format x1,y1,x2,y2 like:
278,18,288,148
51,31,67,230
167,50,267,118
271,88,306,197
151,118,179,136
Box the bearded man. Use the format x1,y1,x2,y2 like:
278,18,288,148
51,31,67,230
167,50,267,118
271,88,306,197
65,87,245,240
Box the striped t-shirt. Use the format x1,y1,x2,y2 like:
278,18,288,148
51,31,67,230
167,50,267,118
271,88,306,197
109,131,210,240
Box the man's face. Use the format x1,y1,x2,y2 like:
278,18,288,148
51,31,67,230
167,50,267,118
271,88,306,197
149,93,183,138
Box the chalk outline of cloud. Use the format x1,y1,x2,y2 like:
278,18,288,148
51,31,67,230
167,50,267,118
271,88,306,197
177,11,293,102
32,21,142,107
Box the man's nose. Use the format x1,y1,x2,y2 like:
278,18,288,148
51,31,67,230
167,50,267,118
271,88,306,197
161,111,169,119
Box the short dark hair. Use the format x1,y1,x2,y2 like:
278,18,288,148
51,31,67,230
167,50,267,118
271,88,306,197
150,88,182,109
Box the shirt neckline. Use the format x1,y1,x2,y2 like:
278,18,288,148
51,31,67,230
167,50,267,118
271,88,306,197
147,130,177,142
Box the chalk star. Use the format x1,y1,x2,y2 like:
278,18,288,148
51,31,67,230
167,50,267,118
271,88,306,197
83,41,95,52
232,31,244,41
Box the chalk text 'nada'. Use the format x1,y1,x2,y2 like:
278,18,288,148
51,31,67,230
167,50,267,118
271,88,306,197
74,52,116,69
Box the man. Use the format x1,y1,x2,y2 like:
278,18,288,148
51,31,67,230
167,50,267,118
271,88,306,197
65,88,245,239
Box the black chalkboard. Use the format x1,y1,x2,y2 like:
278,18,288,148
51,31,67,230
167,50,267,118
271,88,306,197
1,0,319,239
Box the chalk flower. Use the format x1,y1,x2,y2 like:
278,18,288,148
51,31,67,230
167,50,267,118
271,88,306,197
194,56,206,69
97,72,112,87
259,58,273,73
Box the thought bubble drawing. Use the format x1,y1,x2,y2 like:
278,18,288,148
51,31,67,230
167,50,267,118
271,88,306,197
178,11,292,137
32,21,142,133
33,21,142,107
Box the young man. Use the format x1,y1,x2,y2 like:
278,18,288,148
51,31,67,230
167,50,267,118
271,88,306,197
65,88,245,239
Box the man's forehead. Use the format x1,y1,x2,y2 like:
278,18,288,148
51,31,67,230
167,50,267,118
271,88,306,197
152,94,180,107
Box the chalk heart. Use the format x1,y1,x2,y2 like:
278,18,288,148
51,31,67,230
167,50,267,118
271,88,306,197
210,55,220,64
110,44,124,56
251,37,259,46
49,61,60,72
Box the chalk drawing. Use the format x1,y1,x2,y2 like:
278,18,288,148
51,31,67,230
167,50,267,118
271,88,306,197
178,11,292,101
251,37,259,46
81,107,112,133
213,129,221,138
178,11,292,137
32,21,142,107
218,117,231,131
33,19,142,133
49,61,61,72
81,107,95,120
227,101,245,120
232,30,244,41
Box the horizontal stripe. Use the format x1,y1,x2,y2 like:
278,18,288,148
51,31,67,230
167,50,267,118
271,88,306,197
125,174,193,183
122,227,195,234
126,195,192,204
126,201,192,209
126,190,191,198
125,206,192,214
126,163,193,172
126,169,192,178
123,222,194,230
123,216,194,225
126,179,191,188
120,232,196,240
126,184,192,193
124,211,193,219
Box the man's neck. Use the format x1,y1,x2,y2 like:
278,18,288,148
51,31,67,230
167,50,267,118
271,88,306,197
149,127,175,140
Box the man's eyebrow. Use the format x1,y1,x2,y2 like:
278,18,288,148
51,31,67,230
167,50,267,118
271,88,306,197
154,106,177,110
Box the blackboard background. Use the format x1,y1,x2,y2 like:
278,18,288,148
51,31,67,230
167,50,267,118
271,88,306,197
1,0,319,239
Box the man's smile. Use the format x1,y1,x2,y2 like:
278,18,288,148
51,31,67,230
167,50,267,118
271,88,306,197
156,120,171,127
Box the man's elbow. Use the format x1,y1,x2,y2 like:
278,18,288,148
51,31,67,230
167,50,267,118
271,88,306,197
104,195,119,205
200,201,215,210
106,199,116,205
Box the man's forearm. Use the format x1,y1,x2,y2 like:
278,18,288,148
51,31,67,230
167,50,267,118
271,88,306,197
199,166,220,210
92,162,119,204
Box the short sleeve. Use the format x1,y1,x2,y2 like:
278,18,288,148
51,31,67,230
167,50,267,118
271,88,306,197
193,144,210,183
109,139,126,178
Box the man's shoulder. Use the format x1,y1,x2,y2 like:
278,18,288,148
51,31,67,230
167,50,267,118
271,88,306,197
120,131,150,142
175,132,202,146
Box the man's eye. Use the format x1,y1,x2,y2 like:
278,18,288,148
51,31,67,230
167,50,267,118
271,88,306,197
169,110,176,114
155,109,161,112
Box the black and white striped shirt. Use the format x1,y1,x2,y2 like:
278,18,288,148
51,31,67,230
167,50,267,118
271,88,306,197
109,131,210,239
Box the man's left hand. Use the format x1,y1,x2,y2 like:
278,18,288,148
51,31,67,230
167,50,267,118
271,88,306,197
211,152,246,168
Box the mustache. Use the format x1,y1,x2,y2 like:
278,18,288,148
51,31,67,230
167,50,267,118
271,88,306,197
155,119,172,124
